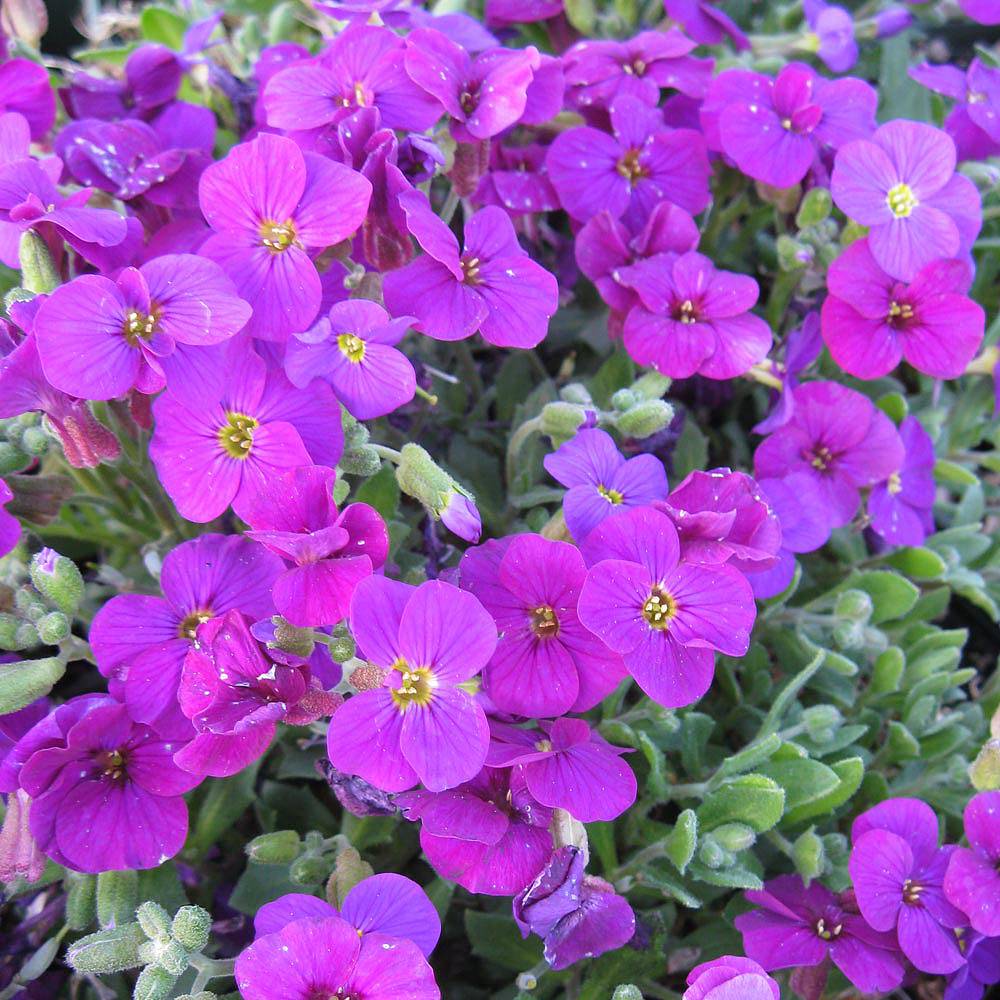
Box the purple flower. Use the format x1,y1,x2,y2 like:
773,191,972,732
805,2,858,74
752,312,823,435
485,0,562,24
563,30,712,111
243,465,389,628
735,874,905,993
198,132,372,341
63,44,181,121
382,188,558,347
34,255,251,402
514,846,636,970
149,346,343,523
473,141,559,216
821,239,984,380
285,300,415,420
663,0,749,50
656,468,782,573
701,64,876,189
868,416,935,547
619,251,771,380
578,506,756,708
318,761,398,817
575,202,700,316
960,0,1000,24
543,428,668,541
753,381,905,529
546,96,711,230
235,915,439,1000
253,875,441,957
0,788,45,884
263,24,441,135
89,533,282,718
944,790,1000,937
945,932,1000,1000
404,30,540,141
441,491,483,542
486,718,636,822
326,577,496,792
0,59,55,139
752,473,831,599
831,120,982,282
3,695,199,873
460,533,625,717
0,477,18,557
397,766,552,895
684,956,780,1000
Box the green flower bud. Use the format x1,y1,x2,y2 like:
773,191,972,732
539,401,588,444
134,964,179,1000
0,657,65,713
97,870,139,929
30,548,84,615
0,614,21,649
20,427,49,456
289,853,330,888
65,922,147,974
710,823,756,853
136,902,172,941
821,832,849,865
14,622,39,649
395,443,453,511
612,399,674,440
831,620,865,651
341,411,370,450
339,445,382,477
630,371,671,400
171,906,212,953
559,383,593,406
65,873,97,931
841,220,868,246
796,187,833,228
970,739,1000,791
14,588,45,617
776,234,811,271
331,847,374,907
177,994,217,1000
697,837,732,869
833,589,873,623
611,987,644,1000
154,939,190,976
36,611,70,645
792,828,826,884
328,634,356,663
269,617,314,659
802,705,842,743
0,441,29,475
610,388,637,411
247,830,302,865
19,231,59,295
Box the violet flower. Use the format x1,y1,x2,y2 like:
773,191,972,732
804,1,858,74
0,477,18,557
944,790,1000,937
543,427,668,541
684,956,780,1000
821,238,984,380
0,58,55,139
960,0,1000,24
944,932,1000,1000
868,416,935,548
473,142,560,216
460,532,626,718
663,0,750,50
752,312,823,435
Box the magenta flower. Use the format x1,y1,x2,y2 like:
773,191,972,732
63,44,181,121
575,202,699,317
869,416,935,547
960,0,1000,24
284,300,416,421
2,696,199,873
821,239,984,380
944,790,1000,937
663,0,749,49
831,120,982,281
254,875,442,957
460,533,625,717
543,428,668,541
546,96,711,230
404,30,540,141
486,718,636,822
262,24,441,134
326,577,496,792
243,465,389,628
619,251,771,380
805,1,858,73
684,957,779,1000
486,0,562,24
751,473,831,599
514,847,636,970
473,141,560,216
734,875,905,993
89,533,282,721
0,60,55,139
235,916,440,1000
198,132,372,340
849,797,966,974
441,491,483,542
563,30,712,111
382,188,558,347
701,64,876,189
944,932,1000,1000
656,468,782,573
34,255,251,402
149,347,343,523
397,766,552,895
752,311,823,435
0,478,18,558
753,381,905,528
578,506,756,708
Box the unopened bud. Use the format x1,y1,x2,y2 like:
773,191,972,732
792,828,826,884
133,965,178,1000
710,823,755,853
20,427,49,456
349,662,387,691
611,988,643,1000
539,401,588,444
970,739,1000,791
777,235,811,271
330,847,374,907
834,589,873,623
559,383,593,406
329,634,357,664
339,445,381,477
613,400,674,440
796,187,832,228
440,491,481,542
18,231,59,295
395,443,479,539
66,922,147,974
65,872,97,931
36,611,69,645
832,620,866,651
246,830,302,865
610,389,637,411
270,617,314,659
136,902,172,941
0,656,64,713
0,442,29,475
289,853,330,888
30,548,84,615
697,837,732,869
0,614,20,649
803,705,842,743
630,371,671,400
170,906,212,952
96,870,138,929
154,939,190,976
0,0,48,47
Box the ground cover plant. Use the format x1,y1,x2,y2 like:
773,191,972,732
1,0,1000,997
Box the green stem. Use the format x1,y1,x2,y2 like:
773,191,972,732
189,955,236,992
372,444,403,464
454,340,484,398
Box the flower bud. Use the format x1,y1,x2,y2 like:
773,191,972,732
440,491,481,542
792,828,826,884
246,830,302,865
831,620,866,651
0,614,21,649
134,965,179,1000
36,611,70,645
331,847,374,907
613,399,674,440
559,383,593,406
697,837,732,869
289,853,330,887
833,589,873,623
710,823,756,853
155,939,191,976
13,622,39,649
540,401,588,444
177,994,217,1000
631,371,671,400
329,633,357,664
0,441,29,475
339,445,382,477
0,789,45,883
66,923,147,974
269,617,314,659
0,0,48,48
611,987,643,1000
777,235,811,271
874,6,912,37
0,473,73,524
395,443,480,540
30,549,84,616
136,902,172,941
65,872,97,931
969,739,1000,791
96,870,139,929
796,187,833,228
171,905,212,953
20,427,49,457
610,389,637,411
802,705,842,743
18,231,59,295
0,657,65,713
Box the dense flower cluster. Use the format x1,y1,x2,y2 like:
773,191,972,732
0,0,998,998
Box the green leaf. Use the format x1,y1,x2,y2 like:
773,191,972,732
187,763,261,856
671,417,708,482
588,350,635,409
664,809,698,874
761,758,840,812
587,821,618,874
697,775,785,833
887,721,920,762
640,861,702,908
871,646,904,694
853,571,919,624
353,463,400,521
885,547,947,580
0,657,65,716
140,6,188,48
782,757,865,826
464,911,543,970
934,459,978,486
878,31,932,121
688,861,763,891
228,864,300,915
712,733,783,782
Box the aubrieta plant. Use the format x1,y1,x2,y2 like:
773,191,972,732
1,0,1000,997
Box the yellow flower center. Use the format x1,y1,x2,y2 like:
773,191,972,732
390,662,436,710
886,471,903,495
530,605,560,639
902,878,924,905
622,59,646,77
177,608,214,640
886,182,917,218
597,484,624,504
259,219,297,252
809,445,834,472
461,256,482,284
815,917,842,940
218,411,259,460
97,748,128,781
122,308,158,346
642,585,677,631
616,148,647,183
337,333,366,364
675,299,698,325
534,739,554,752
887,300,914,326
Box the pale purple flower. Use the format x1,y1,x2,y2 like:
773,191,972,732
944,932,1000,1000
63,44,182,121
441,491,483,542
684,956,780,1000
831,120,982,282
944,790,1000,937
578,506,756,708
485,0,562,24
868,416,935,547
664,0,749,50
821,239,984,380
0,59,55,139
0,478,18,557
805,1,858,73
960,0,1000,24
752,312,823,435
543,428,668,541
